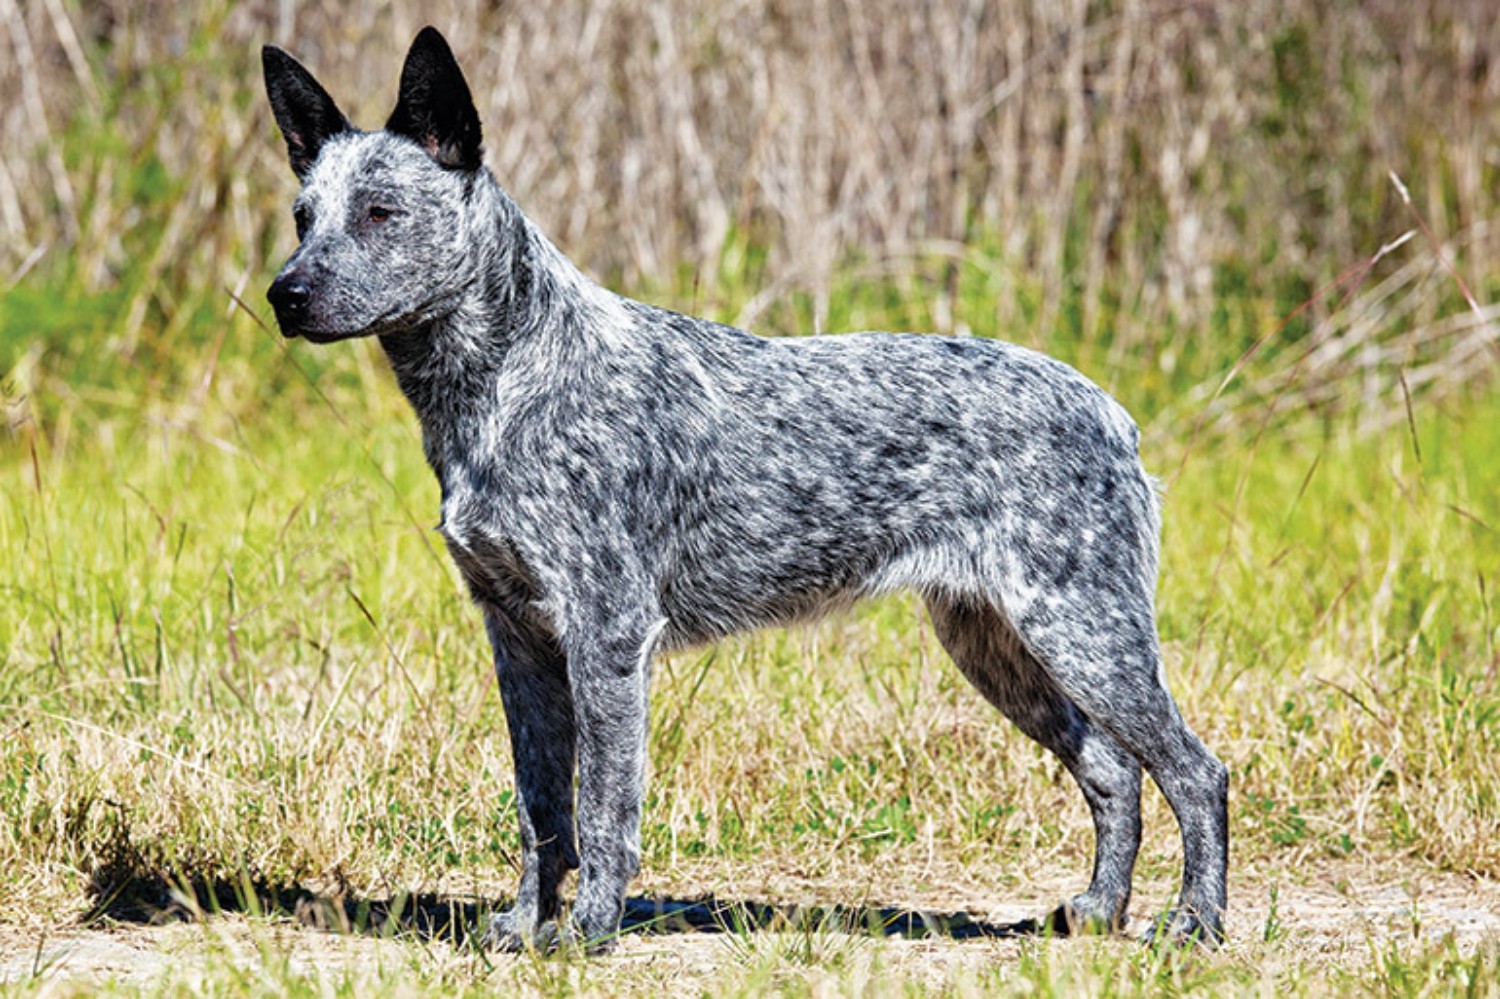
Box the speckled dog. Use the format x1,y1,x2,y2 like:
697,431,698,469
263,27,1228,951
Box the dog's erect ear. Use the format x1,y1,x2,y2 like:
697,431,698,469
263,45,352,179
385,26,483,171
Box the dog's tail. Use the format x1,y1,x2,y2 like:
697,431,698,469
1097,392,1164,596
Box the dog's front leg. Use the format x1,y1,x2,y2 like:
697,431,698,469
479,609,580,952
563,615,663,952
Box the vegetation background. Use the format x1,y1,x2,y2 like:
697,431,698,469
1,0,1499,994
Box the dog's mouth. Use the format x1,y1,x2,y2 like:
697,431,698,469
269,317,357,343
276,313,414,344
287,326,361,344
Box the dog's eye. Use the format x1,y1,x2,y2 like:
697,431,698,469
293,206,311,239
368,205,393,223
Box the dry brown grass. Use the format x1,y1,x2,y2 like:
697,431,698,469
4,1,1499,337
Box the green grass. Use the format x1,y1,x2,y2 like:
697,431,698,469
3,252,1499,993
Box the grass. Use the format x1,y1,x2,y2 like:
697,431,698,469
3,913,1499,996
4,1,1500,995
3,266,1499,994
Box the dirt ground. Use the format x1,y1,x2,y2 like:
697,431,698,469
2,860,1497,990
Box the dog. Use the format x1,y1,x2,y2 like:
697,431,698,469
262,26,1228,951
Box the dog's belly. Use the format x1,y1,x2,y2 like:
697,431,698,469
652,505,959,647
656,553,869,646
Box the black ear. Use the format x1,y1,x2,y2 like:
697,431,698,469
385,26,483,171
263,45,352,179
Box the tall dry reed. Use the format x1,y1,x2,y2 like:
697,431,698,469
1,1,1497,390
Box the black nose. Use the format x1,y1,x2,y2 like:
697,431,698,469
267,273,311,324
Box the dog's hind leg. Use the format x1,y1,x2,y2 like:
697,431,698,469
479,609,580,952
927,594,1143,935
1000,587,1229,945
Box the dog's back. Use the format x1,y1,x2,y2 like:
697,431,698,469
490,299,1159,650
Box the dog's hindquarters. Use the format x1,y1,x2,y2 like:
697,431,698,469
1005,598,1227,942
926,594,1144,933
717,330,1230,939
932,446,1227,941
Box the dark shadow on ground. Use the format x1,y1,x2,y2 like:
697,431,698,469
86,868,1049,946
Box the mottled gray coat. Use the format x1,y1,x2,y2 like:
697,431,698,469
263,27,1228,951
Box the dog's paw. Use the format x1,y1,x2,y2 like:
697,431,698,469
1058,894,1128,936
1141,907,1225,949
479,909,544,953
478,912,620,955
555,918,622,955
1001,896,1125,938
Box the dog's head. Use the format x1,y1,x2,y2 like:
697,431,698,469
263,27,485,342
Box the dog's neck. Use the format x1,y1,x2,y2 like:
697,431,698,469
376,172,613,485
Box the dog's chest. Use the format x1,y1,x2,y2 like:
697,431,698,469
437,492,539,614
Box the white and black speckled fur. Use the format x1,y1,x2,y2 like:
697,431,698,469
263,28,1228,951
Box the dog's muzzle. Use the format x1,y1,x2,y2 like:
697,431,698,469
267,271,312,336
